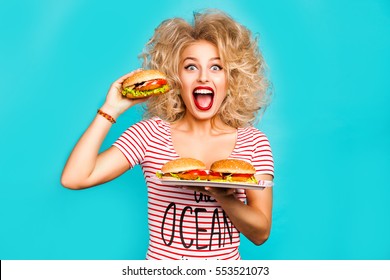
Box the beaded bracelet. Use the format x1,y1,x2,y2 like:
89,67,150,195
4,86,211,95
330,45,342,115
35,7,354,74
97,109,116,124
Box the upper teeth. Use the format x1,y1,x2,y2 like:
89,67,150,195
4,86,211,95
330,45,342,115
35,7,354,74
194,89,213,94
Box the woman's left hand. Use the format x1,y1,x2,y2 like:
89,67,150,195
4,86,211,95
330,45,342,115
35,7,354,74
182,186,236,200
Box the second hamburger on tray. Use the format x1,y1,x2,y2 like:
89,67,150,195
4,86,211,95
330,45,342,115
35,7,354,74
208,159,257,184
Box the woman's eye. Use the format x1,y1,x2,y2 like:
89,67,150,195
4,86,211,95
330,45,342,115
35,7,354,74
185,65,197,71
211,65,222,71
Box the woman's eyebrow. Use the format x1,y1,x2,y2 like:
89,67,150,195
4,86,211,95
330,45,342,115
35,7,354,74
182,57,196,63
182,57,221,63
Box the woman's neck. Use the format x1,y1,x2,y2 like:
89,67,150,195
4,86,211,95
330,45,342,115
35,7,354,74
171,112,235,136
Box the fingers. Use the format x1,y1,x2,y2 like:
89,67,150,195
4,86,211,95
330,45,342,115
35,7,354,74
129,95,151,106
108,69,143,97
112,68,143,89
205,186,236,197
117,68,143,82
182,186,236,198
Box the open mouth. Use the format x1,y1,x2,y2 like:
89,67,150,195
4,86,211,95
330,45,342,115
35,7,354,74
193,86,214,111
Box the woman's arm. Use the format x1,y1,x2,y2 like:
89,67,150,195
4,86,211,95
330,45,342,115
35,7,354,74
205,174,273,245
61,70,147,190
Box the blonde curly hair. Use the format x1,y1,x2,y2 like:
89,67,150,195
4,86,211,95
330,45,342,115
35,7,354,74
141,9,271,128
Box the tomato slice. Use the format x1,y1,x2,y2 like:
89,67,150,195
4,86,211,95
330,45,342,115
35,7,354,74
136,79,167,91
143,79,167,86
155,79,167,85
184,170,208,176
208,171,222,180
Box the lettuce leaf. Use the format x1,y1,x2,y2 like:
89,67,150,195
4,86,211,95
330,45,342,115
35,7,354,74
169,173,180,179
122,84,169,97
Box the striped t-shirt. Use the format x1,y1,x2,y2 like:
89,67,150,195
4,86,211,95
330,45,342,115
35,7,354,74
113,117,274,260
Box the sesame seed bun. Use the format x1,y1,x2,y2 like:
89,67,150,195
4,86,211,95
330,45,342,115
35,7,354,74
161,158,206,174
121,69,170,99
122,70,167,88
210,159,255,174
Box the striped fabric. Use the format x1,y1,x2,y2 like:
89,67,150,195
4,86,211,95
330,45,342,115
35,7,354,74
113,117,274,260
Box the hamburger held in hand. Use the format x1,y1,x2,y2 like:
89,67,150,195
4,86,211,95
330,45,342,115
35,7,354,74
122,69,170,99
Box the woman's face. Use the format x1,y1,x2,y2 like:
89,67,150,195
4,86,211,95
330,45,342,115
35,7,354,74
178,40,227,120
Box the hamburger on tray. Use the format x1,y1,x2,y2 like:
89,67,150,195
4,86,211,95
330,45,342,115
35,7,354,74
122,69,170,99
208,159,257,184
157,158,208,181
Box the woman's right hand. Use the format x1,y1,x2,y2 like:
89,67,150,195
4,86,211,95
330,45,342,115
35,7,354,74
100,69,149,119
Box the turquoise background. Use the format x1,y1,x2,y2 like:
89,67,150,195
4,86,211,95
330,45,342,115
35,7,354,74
1,0,389,260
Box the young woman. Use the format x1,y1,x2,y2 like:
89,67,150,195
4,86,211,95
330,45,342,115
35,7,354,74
61,9,274,260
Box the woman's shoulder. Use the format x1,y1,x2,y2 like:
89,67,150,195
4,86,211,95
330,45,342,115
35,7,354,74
238,126,272,149
240,125,268,138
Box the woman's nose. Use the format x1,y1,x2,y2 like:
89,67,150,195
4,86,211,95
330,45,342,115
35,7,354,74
197,69,209,83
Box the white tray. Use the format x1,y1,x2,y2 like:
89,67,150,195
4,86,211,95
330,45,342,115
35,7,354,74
151,177,273,190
